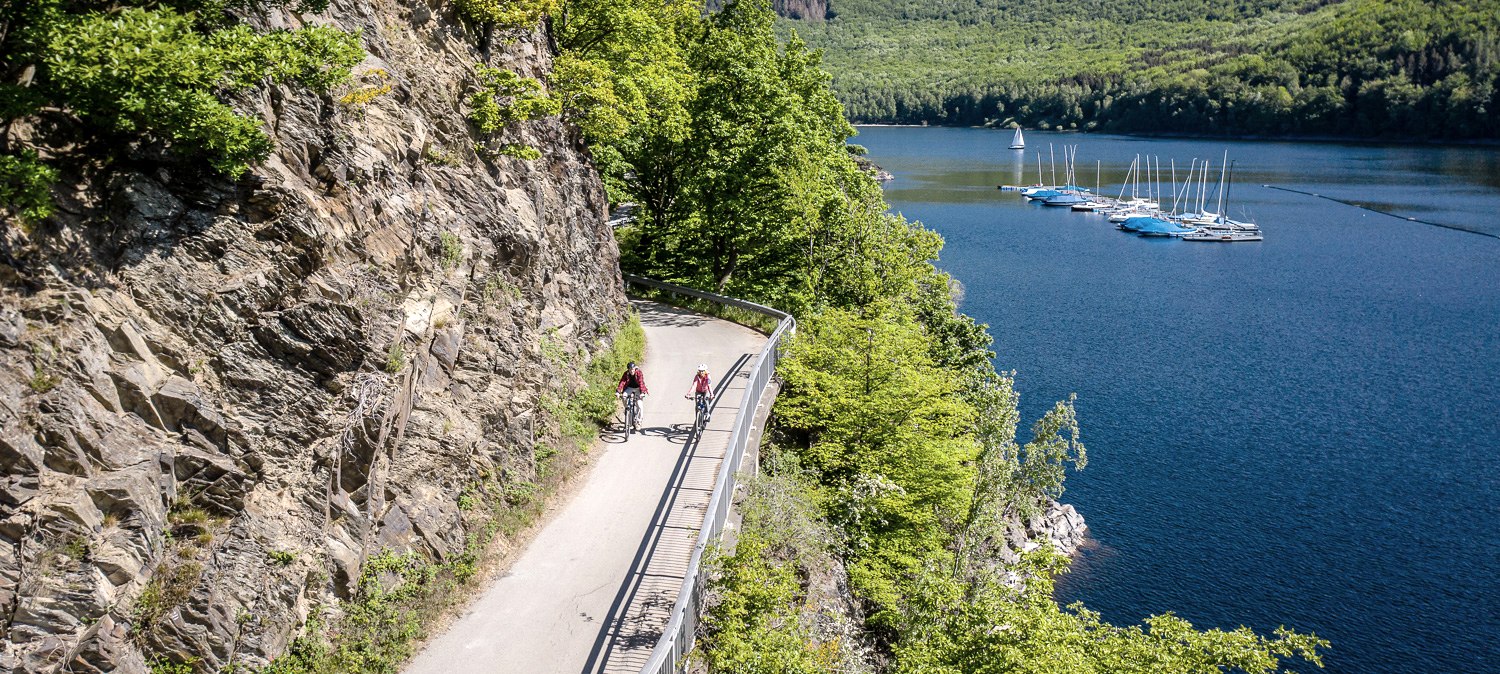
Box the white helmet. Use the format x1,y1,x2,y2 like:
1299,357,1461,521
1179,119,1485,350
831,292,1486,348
697,364,708,372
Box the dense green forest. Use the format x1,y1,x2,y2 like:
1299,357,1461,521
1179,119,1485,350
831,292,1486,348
778,0,1500,138
604,1,1327,670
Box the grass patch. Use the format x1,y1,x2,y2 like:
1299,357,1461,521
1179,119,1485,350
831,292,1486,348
423,144,460,166
438,232,462,271
482,275,522,305
27,365,58,393
58,534,91,563
132,561,204,631
546,313,646,446
262,538,491,674
148,656,198,674
168,506,210,526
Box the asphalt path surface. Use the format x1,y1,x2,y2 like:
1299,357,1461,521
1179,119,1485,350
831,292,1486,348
405,301,767,674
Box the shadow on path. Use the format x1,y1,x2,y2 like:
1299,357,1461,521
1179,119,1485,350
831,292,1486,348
636,301,715,329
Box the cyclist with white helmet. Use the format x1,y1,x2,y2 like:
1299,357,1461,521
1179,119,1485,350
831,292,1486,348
685,364,713,427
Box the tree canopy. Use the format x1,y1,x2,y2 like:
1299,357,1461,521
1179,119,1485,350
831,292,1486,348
0,0,364,222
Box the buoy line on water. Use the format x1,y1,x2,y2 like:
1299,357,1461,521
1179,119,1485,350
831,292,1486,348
1263,184,1499,240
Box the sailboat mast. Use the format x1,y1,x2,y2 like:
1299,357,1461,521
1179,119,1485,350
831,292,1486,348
1180,159,1197,216
1170,159,1178,212
1050,144,1056,187
1225,160,1235,224
1133,155,1140,199
1154,156,1161,205
1215,150,1229,223
1199,161,1209,213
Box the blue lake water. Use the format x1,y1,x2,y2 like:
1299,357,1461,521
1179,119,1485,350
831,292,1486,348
857,126,1500,673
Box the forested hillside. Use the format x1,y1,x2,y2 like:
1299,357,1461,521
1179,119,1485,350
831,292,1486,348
780,0,1500,138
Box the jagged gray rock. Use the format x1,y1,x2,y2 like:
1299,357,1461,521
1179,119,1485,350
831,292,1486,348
0,2,627,671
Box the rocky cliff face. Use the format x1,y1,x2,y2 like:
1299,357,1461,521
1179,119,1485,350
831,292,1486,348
0,2,626,672
775,0,828,21
706,0,827,21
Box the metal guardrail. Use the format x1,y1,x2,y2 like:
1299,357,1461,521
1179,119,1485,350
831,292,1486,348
623,274,795,674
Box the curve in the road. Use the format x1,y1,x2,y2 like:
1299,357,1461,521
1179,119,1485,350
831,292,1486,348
404,300,768,674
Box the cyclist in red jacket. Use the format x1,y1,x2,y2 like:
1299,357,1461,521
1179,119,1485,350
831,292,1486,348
617,362,648,430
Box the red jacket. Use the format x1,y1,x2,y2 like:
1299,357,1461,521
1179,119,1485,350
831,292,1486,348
617,367,647,393
689,372,712,395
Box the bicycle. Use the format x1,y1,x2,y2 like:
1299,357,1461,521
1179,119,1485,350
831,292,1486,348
686,392,712,431
619,390,642,440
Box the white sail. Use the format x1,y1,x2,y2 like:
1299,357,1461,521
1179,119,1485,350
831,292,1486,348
1009,127,1025,150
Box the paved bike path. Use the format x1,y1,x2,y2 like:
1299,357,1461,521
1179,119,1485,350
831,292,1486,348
404,301,767,674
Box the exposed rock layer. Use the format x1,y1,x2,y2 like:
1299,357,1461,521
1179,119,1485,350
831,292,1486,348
706,0,827,21
775,0,828,21
0,2,626,672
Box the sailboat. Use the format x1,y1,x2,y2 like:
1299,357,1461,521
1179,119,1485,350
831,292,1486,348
1043,146,1087,207
1009,127,1025,150
1184,159,1263,241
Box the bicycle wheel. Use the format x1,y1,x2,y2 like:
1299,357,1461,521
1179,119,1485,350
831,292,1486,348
624,397,635,439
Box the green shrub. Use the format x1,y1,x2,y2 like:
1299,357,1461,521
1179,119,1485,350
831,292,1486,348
0,150,58,223
60,535,91,562
495,143,541,160
384,341,405,374
456,486,479,511
467,65,559,134
133,562,204,628
5,2,362,182
438,231,462,270
147,656,197,674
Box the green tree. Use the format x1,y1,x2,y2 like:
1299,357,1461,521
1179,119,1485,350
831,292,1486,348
895,553,1327,674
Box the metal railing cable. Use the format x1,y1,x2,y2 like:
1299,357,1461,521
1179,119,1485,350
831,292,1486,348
623,274,795,674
